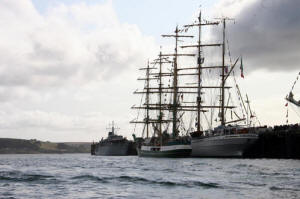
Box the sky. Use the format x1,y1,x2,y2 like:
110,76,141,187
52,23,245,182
0,0,299,142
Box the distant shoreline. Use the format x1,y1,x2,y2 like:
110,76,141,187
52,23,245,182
0,138,91,154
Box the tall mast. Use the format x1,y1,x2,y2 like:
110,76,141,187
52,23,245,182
130,62,158,137
182,11,219,132
197,12,202,132
162,26,194,137
221,18,226,126
172,26,179,137
219,17,234,126
158,50,163,140
146,60,150,138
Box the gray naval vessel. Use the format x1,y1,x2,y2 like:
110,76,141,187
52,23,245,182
91,122,136,156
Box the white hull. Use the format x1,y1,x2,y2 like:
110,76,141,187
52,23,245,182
191,134,258,157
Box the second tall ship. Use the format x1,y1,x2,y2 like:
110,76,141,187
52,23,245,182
131,27,194,158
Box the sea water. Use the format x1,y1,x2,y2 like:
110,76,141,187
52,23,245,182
0,154,299,199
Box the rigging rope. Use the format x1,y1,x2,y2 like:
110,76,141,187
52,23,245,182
286,72,300,108
226,38,246,122
286,73,300,122
290,72,300,93
225,37,261,125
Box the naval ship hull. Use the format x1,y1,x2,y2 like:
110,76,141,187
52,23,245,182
191,134,258,157
94,141,131,156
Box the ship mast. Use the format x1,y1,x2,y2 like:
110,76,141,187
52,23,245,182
145,60,150,138
172,27,179,137
221,18,226,126
130,61,157,138
197,12,202,132
182,11,219,132
162,26,194,137
112,121,115,135
132,14,243,136
219,17,234,126
158,50,163,140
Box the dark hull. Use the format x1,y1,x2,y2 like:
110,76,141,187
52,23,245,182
191,134,258,157
137,144,192,158
94,141,135,156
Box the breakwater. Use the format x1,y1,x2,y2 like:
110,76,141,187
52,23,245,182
245,124,300,159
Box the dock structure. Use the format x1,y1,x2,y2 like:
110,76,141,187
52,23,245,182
244,124,300,159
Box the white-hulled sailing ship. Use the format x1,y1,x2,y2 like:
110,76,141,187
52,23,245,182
183,12,260,157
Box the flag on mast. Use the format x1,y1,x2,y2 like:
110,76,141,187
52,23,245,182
240,56,244,78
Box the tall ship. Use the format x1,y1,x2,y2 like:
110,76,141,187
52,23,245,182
131,10,263,158
91,122,136,156
130,26,195,158
180,12,260,157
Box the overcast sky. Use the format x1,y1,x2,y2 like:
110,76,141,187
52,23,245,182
0,0,299,142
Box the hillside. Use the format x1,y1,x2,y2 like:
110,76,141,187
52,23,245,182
0,138,91,154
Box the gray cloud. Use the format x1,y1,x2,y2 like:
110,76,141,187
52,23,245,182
211,0,300,72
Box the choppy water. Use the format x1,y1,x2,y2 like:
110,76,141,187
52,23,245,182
0,154,299,199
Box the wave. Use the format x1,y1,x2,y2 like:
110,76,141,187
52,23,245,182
0,171,55,183
118,175,177,186
71,174,220,188
270,186,300,191
118,175,220,188
71,175,108,183
232,181,267,187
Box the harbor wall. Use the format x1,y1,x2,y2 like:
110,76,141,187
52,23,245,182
244,124,300,159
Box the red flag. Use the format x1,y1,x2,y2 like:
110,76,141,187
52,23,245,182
225,65,228,73
240,57,244,78
285,102,288,106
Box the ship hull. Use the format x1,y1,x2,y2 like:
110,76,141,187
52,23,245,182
137,145,192,158
191,134,258,157
94,141,131,156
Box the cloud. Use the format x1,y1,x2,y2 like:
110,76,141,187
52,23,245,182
0,109,103,131
0,0,157,141
0,0,156,90
210,0,300,72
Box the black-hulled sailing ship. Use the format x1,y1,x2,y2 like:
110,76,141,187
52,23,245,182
130,27,195,157
91,122,136,156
